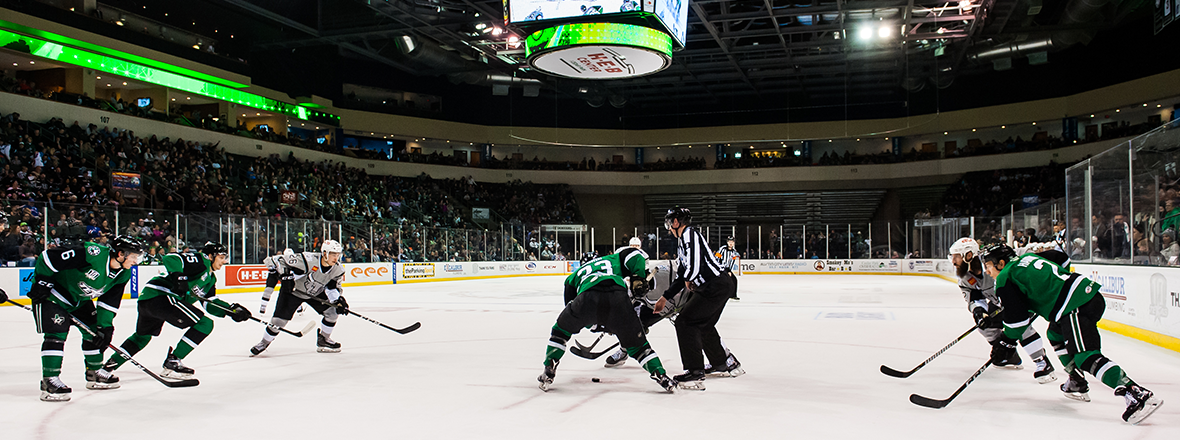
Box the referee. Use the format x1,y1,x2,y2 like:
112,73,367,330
716,236,741,300
654,207,739,386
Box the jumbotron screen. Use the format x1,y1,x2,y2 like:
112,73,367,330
505,0,689,47
506,0,640,24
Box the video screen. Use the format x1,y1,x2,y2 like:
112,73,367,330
137,97,152,108
507,0,639,24
654,0,688,46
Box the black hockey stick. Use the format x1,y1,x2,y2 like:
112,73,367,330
881,324,979,378
310,297,421,334
881,309,1000,378
198,298,315,337
6,299,199,388
909,359,992,409
570,341,620,359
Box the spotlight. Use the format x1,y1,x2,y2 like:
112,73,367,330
878,26,891,38
857,27,873,40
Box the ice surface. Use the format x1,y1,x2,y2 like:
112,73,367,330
1,274,1176,439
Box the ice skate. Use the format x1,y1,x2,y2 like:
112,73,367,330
990,344,1023,369
707,354,745,378
1115,384,1163,425
162,347,195,379
316,330,341,353
674,370,706,390
85,368,120,390
249,339,271,356
1061,369,1091,402
1032,356,1056,384
603,349,627,368
651,372,676,393
40,376,72,402
538,359,558,392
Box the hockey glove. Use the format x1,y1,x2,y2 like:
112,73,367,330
972,308,993,328
229,303,252,322
95,326,114,349
0,288,7,303
332,296,350,315
27,277,56,303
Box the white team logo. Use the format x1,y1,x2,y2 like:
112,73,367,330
78,282,104,298
87,246,101,256
52,314,65,325
85,269,100,280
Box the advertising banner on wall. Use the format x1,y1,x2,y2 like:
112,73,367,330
225,265,271,286
1075,264,1180,340
402,263,435,279
345,263,393,287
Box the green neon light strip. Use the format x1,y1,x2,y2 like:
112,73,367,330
525,23,673,58
0,19,248,89
0,29,338,123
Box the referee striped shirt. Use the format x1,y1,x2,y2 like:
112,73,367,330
716,246,740,272
664,226,723,299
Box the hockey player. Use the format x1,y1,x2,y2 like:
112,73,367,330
654,207,742,388
99,242,250,382
539,247,676,392
259,248,296,315
715,236,741,300
250,240,349,355
26,235,146,401
948,238,1056,383
982,244,1164,424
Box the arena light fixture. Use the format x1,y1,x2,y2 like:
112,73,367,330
0,28,339,124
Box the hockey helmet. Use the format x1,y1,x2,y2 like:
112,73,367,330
726,236,735,243
979,243,1017,268
321,239,344,254
948,237,980,262
199,241,228,257
664,206,692,229
110,235,147,256
629,236,642,247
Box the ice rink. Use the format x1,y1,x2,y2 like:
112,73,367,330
1,274,1176,439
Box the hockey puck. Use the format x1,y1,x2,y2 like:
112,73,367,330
591,377,601,383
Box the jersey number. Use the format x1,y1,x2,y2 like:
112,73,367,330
61,250,76,260
1032,259,1071,282
576,260,611,279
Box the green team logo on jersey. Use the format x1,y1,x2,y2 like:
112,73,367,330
87,246,101,256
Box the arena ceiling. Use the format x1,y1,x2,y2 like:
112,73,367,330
11,0,1178,128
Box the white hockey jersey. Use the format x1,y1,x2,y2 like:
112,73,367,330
268,251,345,301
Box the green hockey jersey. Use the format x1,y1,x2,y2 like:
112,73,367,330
995,252,1101,340
34,242,132,327
141,252,230,316
564,248,647,296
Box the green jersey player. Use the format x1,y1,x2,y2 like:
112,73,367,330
540,247,676,392
983,244,1163,424
99,242,250,383
26,235,146,402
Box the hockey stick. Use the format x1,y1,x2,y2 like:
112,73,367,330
570,341,620,360
6,299,199,388
880,309,1000,378
198,298,315,337
309,297,421,334
909,359,992,409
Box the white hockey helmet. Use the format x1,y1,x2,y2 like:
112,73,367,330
629,236,642,247
948,237,980,261
321,239,343,254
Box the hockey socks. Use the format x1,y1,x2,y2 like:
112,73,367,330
1077,351,1131,389
625,343,666,375
104,333,152,371
545,325,573,366
41,334,66,377
172,317,214,360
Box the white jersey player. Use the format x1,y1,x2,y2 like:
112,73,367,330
250,240,349,355
948,237,1056,383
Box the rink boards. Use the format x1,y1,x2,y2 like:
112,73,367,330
1,259,1178,351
